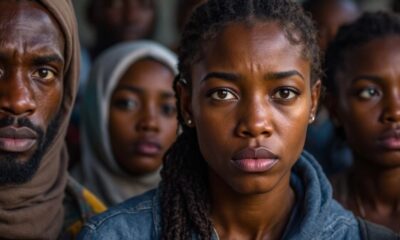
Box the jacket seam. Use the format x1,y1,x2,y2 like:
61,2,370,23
83,200,153,229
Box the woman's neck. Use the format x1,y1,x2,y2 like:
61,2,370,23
208,171,295,240
350,160,400,231
352,161,400,206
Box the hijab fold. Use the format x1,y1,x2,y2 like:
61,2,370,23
0,0,79,239
73,41,178,206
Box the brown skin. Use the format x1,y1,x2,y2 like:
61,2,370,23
109,59,177,176
88,0,156,58
309,0,360,51
0,1,64,163
330,36,400,231
178,22,321,239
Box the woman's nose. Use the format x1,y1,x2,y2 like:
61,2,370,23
235,95,273,138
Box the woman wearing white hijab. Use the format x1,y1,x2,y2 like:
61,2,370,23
73,41,178,206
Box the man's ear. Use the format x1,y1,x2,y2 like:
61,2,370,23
176,81,194,127
310,79,322,123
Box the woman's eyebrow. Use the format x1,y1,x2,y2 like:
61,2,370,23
201,72,240,83
351,75,383,84
114,85,143,94
114,86,175,99
265,70,305,81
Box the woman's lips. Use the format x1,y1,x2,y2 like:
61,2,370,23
133,140,162,156
231,147,279,173
377,129,400,150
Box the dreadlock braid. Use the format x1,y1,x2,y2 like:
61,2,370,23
160,0,320,239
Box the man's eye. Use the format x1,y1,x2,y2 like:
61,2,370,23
112,99,138,110
358,88,380,99
210,89,237,101
32,68,55,81
272,88,299,100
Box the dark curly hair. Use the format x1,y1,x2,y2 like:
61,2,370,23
160,0,321,239
324,12,400,95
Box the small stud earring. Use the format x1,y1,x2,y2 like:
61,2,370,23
309,115,315,123
187,119,192,126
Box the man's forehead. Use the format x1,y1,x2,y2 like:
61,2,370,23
0,1,58,28
0,0,64,58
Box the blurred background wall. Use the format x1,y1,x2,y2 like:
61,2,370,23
73,0,394,49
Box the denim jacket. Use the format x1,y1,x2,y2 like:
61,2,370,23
78,151,362,240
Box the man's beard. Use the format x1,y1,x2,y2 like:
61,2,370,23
0,113,62,185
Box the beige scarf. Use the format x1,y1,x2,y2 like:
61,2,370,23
0,0,80,239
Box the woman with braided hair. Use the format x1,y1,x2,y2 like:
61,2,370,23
78,0,384,239
326,12,400,233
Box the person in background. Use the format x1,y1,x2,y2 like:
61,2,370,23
302,0,361,176
87,0,157,59
67,0,159,170
302,0,361,52
78,0,396,239
176,0,206,34
171,0,206,52
0,0,106,239
326,12,400,233
72,41,178,206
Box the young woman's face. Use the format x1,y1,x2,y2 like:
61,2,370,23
109,59,178,175
180,22,320,194
332,36,400,168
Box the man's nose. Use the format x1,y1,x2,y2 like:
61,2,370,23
0,71,36,117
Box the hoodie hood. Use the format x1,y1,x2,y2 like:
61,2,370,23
283,151,359,239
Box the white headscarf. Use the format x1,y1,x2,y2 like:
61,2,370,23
73,41,178,206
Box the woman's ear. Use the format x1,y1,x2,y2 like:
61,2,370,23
176,80,194,127
310,80,322,123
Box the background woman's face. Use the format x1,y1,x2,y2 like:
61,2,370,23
109,59,177,175
91,0,155,43
332,36,400,168
181,22,320,194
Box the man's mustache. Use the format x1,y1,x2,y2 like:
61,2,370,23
0,117,43,137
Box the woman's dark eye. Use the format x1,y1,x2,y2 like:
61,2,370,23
210,89,237,101
161,104,177,117
358,88,380,99
112,99,138,110
272,88,298,100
